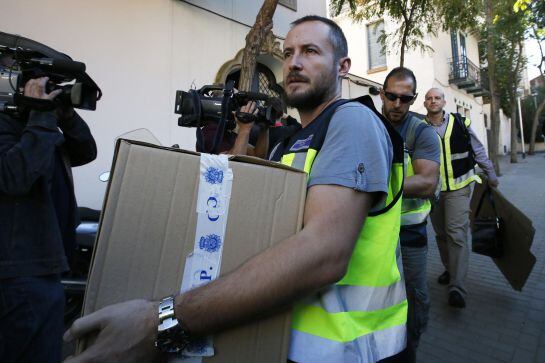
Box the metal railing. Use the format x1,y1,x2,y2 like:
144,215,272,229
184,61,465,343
448,56,489,95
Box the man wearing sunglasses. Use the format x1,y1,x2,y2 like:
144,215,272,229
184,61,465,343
380,67,441,361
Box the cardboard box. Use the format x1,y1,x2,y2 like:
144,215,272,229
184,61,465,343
81,139,307,362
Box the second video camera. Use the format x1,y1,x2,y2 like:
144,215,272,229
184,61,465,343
174,81,282,130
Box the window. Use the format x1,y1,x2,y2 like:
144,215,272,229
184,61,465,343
367,21,386,71
456,105,464,115
459,33,467,61
459,33,468,78
226,64,285,110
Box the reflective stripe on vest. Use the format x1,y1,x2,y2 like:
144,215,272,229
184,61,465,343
402,153,431,226
282,146,407,363
289,324,406,363
401,116,431,226
438,114,482,191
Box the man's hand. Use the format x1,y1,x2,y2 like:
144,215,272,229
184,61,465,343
234,101,258,133
228,101,260,156
25,77,75,126
24,77,62,100
488,178,499,188
63,299,161,363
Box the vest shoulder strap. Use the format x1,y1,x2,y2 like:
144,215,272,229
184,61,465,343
451,112,475,160
405,114,428,156
352,96,404,216
353,96,404,165
452,112,470,132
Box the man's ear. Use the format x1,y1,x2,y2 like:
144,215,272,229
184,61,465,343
379,88,385,103
409,93,418,106
338,57,351,77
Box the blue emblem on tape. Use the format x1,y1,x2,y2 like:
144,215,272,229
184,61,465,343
199,234,222,253
204,167,223,184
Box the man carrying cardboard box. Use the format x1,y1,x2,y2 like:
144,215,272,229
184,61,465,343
64,15,407,363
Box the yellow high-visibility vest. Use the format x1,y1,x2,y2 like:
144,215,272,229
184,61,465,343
435,114,481,192
273,97,407,363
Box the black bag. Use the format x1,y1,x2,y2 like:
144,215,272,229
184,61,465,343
472,187,504,258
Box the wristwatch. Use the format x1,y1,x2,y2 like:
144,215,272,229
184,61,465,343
155,295,191,353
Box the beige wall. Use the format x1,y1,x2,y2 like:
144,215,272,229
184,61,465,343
1,0,325,208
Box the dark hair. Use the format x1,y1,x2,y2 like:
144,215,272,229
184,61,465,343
291,15,348,61
383,67,417,94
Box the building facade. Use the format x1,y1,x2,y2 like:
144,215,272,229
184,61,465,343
1,0,325,208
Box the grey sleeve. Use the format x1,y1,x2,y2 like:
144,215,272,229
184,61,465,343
412,124,441,164
468,125,498,182
308,103,393,195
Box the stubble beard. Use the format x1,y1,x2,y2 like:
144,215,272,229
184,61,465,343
427,106,443,116
286,73,336,113
388,111,407,125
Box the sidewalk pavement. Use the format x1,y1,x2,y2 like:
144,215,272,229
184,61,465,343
419,153,545,363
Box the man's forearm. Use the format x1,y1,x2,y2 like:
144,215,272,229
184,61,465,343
175,229,335,336
253,127,269,159
174,186,371,336
59,112,97,166
229,129,251,156
403,174,436,198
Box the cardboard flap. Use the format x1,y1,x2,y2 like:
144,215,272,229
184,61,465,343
117,139,305,173
470,182,536,291
229,154,304,173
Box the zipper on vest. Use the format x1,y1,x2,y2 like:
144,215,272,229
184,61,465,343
441,137,450,191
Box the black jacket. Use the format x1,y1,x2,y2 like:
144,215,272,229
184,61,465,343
0,110,96,279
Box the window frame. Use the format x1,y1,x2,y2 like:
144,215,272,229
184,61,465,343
366,19,387,73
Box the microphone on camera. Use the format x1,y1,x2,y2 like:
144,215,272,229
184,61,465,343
30,58,86,74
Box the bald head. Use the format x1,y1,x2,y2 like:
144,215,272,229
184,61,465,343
424,87,446,116
425,88,444,99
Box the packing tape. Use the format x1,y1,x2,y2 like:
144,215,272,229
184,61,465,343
171,154,233,362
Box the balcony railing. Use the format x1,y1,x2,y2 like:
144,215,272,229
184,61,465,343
448,56,489,98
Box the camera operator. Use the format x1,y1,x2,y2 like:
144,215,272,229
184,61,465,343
197,100,270,157
0,53,97,363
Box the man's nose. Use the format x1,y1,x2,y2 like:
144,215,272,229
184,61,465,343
287,54,302,71
394,98,401,107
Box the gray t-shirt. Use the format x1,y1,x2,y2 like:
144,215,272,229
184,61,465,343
308,102,393,200
395,115,441,164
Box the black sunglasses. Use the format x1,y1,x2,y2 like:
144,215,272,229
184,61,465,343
383,91,416,103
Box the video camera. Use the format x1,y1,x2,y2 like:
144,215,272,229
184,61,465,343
174,80,282,130
174,80,284,154
0,31,102,114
